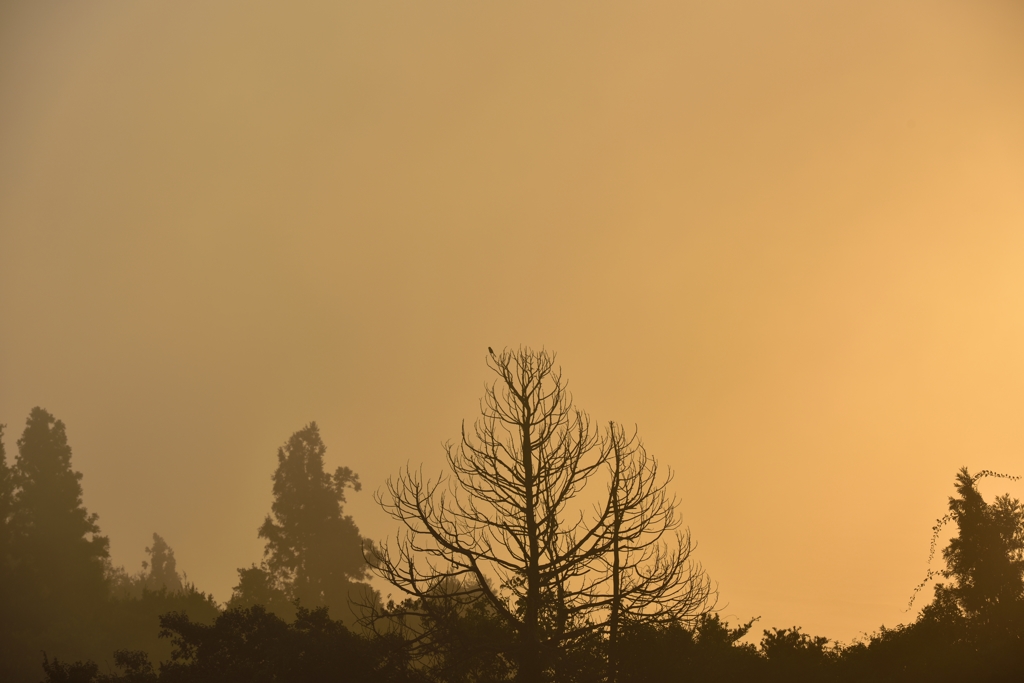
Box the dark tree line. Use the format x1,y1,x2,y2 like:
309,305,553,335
4,348,1024,682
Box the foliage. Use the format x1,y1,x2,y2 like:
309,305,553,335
156,605,417,683
613,615,761,683
101,583,221,673
109,534,186,599
848,467,1024,682
231,422,378,626
938,468,1024,621
16,383,1024,682
759,626,838,682
227,564,296,621
1,408,111,682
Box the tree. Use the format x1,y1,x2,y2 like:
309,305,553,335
142,533,185,594
373,348,716,683
233,422,375,625
228,564,295,620
1,408,111,682
373,349,611,683
595,424,715,683
759,626,836,683
9,408,110,585
910,468,1024,626
39,607,417,683
108,533,186,599
878,467,1024,681
939,468,1024,622
613,615,760,683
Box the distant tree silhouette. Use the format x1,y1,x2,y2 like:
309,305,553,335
228,564,296,621
100,582,220,676
99,532,220,670
849,467,1024,682
109,534,186,599
911,467,1024,678
232,422,376,625
1,408,110,682
937,468,1024,623
143,533,185,594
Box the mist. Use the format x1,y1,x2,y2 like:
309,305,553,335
2,2,1024,681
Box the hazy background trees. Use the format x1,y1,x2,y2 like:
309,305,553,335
229,422,377,627
7,353,1024,682
0,407,223,682
0,408,381,682
108,533,186,598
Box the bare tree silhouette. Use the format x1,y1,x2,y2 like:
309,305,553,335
594,424,715,683
370,348,713,683
371,348,613,683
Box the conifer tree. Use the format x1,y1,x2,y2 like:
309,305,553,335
10,408,110,599
1,408,110,681
235,422,375,625
937,468,1024,623
143,532,184,594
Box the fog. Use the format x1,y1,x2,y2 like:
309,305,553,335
2,0,1024,644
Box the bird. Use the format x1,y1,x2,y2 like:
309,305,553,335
488,347,495,355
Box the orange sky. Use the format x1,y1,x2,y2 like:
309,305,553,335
2,0,1024,643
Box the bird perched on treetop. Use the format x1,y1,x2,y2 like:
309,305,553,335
488,347,495,355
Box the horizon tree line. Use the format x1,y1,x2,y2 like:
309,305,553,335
1,347,1023,682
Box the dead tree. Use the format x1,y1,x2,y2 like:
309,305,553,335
371,348,612,683
595,423,716,683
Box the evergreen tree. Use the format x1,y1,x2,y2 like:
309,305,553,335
228,564,296,620
10,407,110,596
142,533,184,594
854,468,1024,682
939,467,1024,622
108,533,186,598
104,533,220,673
234,422,375,625
1,408,110,682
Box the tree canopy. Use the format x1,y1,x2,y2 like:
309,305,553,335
231,422,376,626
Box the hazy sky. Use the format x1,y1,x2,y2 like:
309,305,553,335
2,0,1024,643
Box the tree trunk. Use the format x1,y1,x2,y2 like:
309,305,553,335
519,418,542,683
